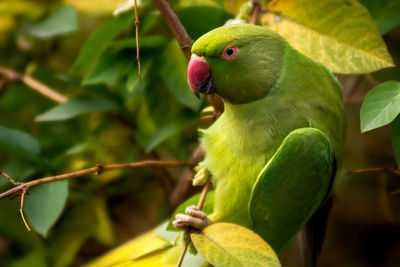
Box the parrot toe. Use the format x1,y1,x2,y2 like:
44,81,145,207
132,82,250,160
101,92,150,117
172,206,210,231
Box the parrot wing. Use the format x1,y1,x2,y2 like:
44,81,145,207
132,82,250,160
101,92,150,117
249,127,334,256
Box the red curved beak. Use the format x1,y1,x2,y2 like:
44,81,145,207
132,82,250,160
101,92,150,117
187,54,214,98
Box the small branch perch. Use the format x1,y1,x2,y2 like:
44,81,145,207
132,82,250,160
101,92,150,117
153,0,193,59
20,187,31,231
342,167,400,177
250,0,262,25
0,65,67,103
342,167,400,195
0,160,195,200
133,0,141,81
176,181,211,267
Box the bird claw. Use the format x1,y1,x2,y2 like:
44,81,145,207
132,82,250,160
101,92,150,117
172,205,210,231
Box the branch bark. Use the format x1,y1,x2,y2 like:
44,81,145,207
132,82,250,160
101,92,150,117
0,160,195,200
341,167,400,177
0,65,67,103
250,0,262,25
152,0,225,116
153,0,193,59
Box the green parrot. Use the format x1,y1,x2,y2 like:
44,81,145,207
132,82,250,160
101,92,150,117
85,23,346,267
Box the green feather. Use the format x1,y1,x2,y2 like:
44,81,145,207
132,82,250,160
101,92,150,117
249,128,333,255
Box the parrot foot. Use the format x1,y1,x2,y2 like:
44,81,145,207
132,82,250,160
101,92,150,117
173,205,210,231
193,163,210,186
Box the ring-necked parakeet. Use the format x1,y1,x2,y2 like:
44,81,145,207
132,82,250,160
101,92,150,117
85,23,346,267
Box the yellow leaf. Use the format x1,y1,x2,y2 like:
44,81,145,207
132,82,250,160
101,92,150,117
63,0,123,15
0,0,43,18
191,223,281,267
262,0,394,74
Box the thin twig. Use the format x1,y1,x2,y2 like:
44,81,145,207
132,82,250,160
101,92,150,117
169,147,203,210
133,0,141,82
20,187,31,231
0,65,67,103
0,170,18,186
390,188,400,195
344,96,365,105
341,167,400,177
342,167,400,196
250,0,261,25
0,160,195,200
176,181,211,267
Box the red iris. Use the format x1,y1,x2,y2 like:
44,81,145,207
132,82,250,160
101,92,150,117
222,46,238,59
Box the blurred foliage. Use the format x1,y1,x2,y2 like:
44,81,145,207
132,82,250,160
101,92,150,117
0,0,399,266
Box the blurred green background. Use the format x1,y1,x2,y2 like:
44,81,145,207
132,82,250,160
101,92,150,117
0,0,399,266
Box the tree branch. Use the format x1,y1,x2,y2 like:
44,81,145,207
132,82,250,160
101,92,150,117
250,0,262,25
133,0,141,81
169,147,203,209
0,65,67,103
0,160,195,200
153,0,193,59
176,181,211,267
341,167,400,177
152,0,224,116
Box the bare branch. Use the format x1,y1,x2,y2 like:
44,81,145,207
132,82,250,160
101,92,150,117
152,0,224,116
344,96,365,105
0,171,18,186
250,0,262,25
169,147,203,209
20,187,31,231
0,160,195,200
153,0,193,59
341,167,400,177
134,0,141,81
0,65,67,103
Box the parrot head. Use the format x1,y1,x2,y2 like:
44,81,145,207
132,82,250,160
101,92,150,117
187,24,286,104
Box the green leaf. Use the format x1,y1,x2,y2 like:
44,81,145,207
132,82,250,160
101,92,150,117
161,40,202,111
35,97,117,122
29,6,78,38
144,113,198,152
126,60,152,96
24,181,69,237
0,125,41,161
177,6,233,40
82,52,133,87
392,115,400,168
167,191,215,231
360,0,400,35
360,80,400,132
108,35,168,50
191,223,281,267
262,0,394,74
93,198,114,246
47,198,98,267
70,12,132,75
10,251,47,267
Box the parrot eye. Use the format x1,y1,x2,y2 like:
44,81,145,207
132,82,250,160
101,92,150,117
222,46,238,59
